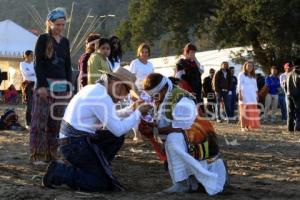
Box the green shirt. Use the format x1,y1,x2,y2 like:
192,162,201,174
87,52,110,85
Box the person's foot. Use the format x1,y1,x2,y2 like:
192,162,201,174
217,119,222,123
42,161,57,189
163,180,190,193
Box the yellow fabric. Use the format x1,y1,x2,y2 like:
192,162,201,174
87,52,110,85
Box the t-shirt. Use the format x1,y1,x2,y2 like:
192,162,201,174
265,75,280,95
87,52,111,85
19,61,36,82
61,83,141,138
129,59,154,90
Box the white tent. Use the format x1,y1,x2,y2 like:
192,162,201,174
0,19,37,57
0,19,37,90
149,47,263,79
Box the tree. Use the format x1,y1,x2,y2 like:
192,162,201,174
116,0,216,53
211,0,300,72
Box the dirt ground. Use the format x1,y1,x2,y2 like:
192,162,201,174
0,104,299,200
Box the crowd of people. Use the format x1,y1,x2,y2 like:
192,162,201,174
6,7,299,195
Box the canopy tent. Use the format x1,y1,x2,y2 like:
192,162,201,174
148,47,264,79
0,19,37,90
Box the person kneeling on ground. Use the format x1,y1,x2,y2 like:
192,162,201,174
140,73,229,195
42,67,151,192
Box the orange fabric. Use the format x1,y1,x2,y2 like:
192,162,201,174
185,117,215,144
239,104,261,129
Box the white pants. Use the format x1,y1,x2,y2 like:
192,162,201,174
264,94,278,120
165,132,226,195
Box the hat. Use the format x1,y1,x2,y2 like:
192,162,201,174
99,67,139,96
47,8,66,22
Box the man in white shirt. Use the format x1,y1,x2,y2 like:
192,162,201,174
42,67,151,192
19,50,36,129
140,73,228,195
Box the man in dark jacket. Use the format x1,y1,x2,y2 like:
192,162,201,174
285,59,300,132
213,62,232,122
203,68,216,117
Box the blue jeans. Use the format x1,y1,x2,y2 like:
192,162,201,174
216,91,230,120
49,132,124,192
227,91,236,119
278,94,287,120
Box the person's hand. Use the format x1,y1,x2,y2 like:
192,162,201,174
131,99,145,111
37,87,48,99
138,103,154,116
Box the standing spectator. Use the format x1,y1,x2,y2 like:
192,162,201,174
20,50,36,129
212,61,232,123
108,36,122,70
129,43,154,141
30,8,72,165
87,38,111,85
203,68,216,117
175,43,204,105
77,33,101,89
285,59,300,132
130,43,154,91
264,66,280,122
228,66,238,120
256,73,265,92
279,63,294,122
238,61,260,131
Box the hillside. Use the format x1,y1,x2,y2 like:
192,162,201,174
0,0,130,60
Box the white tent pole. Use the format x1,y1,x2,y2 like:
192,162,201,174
24,5,44,32
70,9,92,52
67,1,75,39
71,15,100,56
31,5,46,30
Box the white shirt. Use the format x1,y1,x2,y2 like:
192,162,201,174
279,73,287,89
60,83,141,138
19,61,36,82
129,59,154,90
237,72,258,104
108,57,121,71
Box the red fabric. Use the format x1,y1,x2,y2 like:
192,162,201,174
239,104,261,129
178,80,193,93
150,138,167,161
78,53,91,88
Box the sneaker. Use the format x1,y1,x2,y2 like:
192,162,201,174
42,161,57,189
217,119,222,123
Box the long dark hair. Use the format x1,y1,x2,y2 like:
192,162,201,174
108,36,122,67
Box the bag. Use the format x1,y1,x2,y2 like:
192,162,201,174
184,117,220,160
0,109,19,130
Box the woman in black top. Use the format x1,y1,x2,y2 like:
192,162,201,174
30,8,72,165
108,36,122,70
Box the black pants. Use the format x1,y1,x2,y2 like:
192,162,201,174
24,82,34,126
287,96,300,132
50,131,124,192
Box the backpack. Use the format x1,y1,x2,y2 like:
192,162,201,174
0,109,19,130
